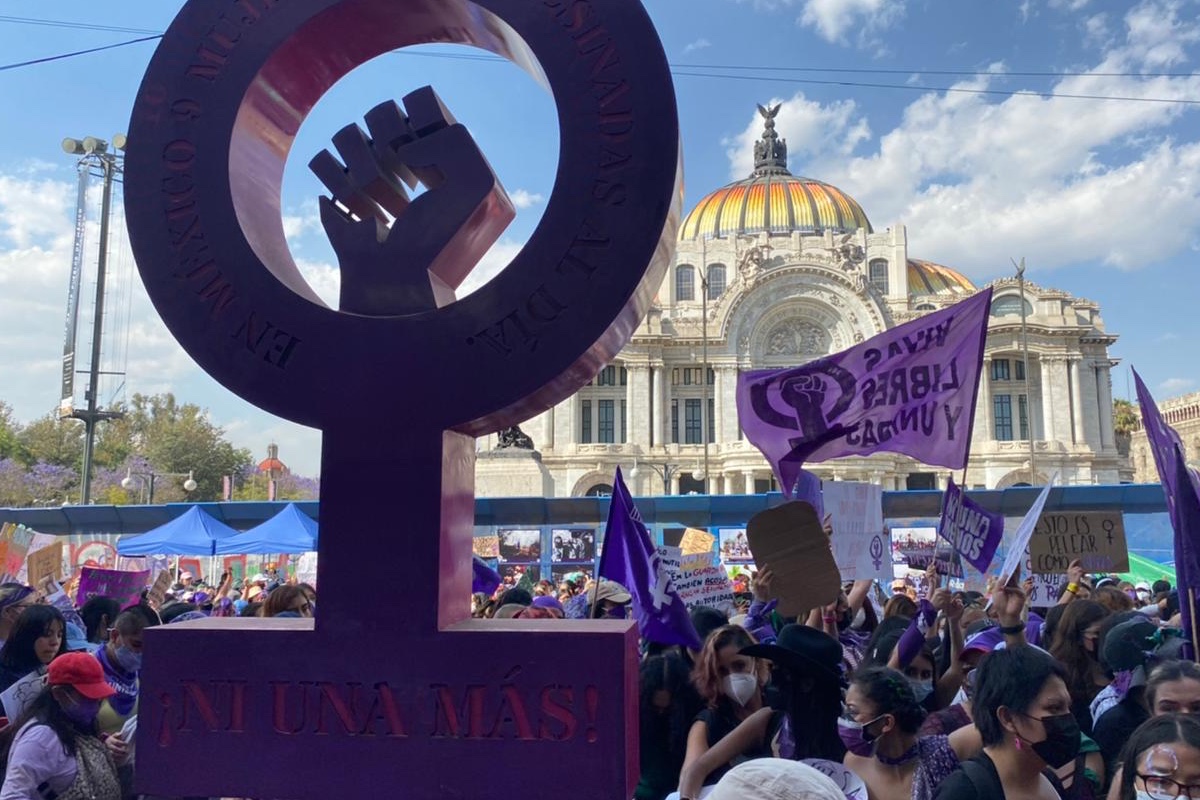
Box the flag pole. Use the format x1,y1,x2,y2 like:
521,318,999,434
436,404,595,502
1189,588,1198,661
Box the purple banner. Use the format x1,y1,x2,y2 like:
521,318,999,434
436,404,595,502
75,566,151,611
938,477,1004,574
598,468,701,650
1134,369,1200,651
737,289,992,497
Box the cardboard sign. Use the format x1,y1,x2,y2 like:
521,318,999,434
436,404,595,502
75,567,151,610
26,542,64,587
746,502,842,617
146,570,173,611
824,482,891,585
1029,511,1128,574
680,528,716,556
472,535,500,559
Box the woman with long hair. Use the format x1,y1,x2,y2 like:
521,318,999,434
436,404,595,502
1110,714,1200,800
935,646,1081,800
0,606,66,694
1048,600,1112,735
0,652,125,799
677,625,779,797
636,653,701,800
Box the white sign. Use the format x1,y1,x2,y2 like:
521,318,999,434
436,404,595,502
824,482,890,585
659,545,735,615
995,478,1056,585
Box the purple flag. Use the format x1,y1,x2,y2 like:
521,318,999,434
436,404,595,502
794,469,824,522
598,468,702,650
938,477,1004,574
472,556,501,596
1134,369,1200,651
737,289,992,498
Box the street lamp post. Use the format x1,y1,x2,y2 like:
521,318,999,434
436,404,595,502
629,460,705,496
121,469,198,504
63,135,127,504
1013,257,1036,484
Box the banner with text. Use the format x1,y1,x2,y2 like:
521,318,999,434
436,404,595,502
938,478,1004,574
737,288,992,497
75,567,151,610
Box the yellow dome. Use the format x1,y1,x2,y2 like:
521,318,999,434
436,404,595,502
680,104,872,241
907,259,976,298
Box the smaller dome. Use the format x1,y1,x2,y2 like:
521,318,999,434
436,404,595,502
907,259,975,299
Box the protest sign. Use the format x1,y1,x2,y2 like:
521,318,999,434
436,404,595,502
146,570,173,611
892,526,963,578
718,528,752,562
737,289,992,497
0,670,45,720
1029,512,1128,574
995,479,1056,586
680,528,716,556
472,535,499,559
26,541,64,587
938,478,1004,573
681,551,714,571
674,563,736,616
824,482,891,585
746,502,841,617
75,567,151,610
656,546,684,582
0,525,33,581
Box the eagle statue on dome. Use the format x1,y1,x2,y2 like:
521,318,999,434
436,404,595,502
757,103,782,124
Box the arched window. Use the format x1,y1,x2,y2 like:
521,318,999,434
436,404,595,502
869,259,889,294
707,264,726,300
676,264,695,302
990,295,1033,318
915,303,936,312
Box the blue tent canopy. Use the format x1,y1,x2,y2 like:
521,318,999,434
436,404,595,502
117,505,240,556
215,503,317,555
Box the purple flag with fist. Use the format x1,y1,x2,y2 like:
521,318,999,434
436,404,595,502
599,468,701,650
737,289,992,498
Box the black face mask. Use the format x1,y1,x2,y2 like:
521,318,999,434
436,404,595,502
1024,712,1081,768
837,612,853,631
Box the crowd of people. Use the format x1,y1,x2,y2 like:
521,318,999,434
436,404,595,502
474,558,1197,800
0,569,314,800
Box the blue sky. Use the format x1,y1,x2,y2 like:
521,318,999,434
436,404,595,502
1,0,1198,477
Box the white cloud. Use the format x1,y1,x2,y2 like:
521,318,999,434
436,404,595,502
457,237,527,297
1050,0,1090,11
508,189,545,210
725,0,1200,278
1160,377,1197,394
683,38,712,54
725,93,871,180
1157,332,1181,342
1082,13,1112,49
798,0,905,46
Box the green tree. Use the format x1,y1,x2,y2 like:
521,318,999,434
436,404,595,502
1113,398,1139,436
0,403,26,462
17,412,84,468
121,393,253,502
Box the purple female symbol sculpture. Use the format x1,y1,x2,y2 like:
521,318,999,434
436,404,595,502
122,1,680,797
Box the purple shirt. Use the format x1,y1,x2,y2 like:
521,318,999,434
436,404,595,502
0,721,77,800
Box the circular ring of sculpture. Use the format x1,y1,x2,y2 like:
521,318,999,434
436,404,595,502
124,0,681,433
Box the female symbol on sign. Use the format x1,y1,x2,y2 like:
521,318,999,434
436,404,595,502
870,535,885,570
123,1,680,798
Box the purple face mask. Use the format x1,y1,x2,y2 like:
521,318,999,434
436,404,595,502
837,715,884,757
61,696,101,726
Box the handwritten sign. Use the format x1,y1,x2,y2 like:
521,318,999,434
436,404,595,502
26,542,64,587
824,482,891,585
75,567,151,610
746,502,842,617
472,535,500,559
680,528,716,556
657,545,734,614
1029,512,1128,574
0,525,33,580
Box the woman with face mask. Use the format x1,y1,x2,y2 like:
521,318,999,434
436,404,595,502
677,626,779,799
0,652,125,799
1049,600,1112,736
1110,714,1200,800
935,646,1081,800
0,606,67,694
95,610,152,737
842,667,977,800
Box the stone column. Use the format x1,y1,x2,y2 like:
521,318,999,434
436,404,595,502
1040,357,1057,444
978,357,994,443
724,474,738,495
651,365,664,447
1070,359,1086,446
719,366,740,441
629,365,651,446
541,407,555,450
1097,363,1115,449
556,395,577,446
743,470,756,494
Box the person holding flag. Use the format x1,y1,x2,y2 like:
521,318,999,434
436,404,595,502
597,467,701,650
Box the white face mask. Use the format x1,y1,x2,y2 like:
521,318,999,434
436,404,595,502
722,673,758,707
909,679,934,703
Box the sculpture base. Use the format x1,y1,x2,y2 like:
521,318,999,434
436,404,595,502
476,449,554,498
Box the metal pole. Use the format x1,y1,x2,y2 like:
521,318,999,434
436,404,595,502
79,155,116,505
701,274,710,494
1016,257,1036,484
148,474,156,505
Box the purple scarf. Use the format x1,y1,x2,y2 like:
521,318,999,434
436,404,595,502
95,646,138,716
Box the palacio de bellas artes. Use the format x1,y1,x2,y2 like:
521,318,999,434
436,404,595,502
476,109,1124,499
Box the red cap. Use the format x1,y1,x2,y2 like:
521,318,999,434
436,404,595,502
48,653,116,700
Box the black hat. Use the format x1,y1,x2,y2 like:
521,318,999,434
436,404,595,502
1103,617,1160,685
740,624,843,684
